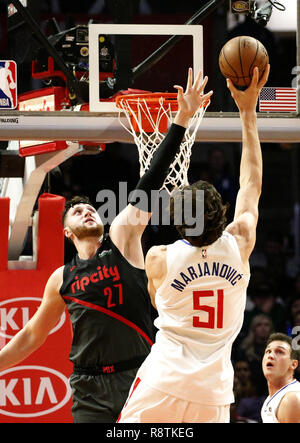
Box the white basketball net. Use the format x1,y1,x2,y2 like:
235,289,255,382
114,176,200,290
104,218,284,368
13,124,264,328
117,95,208,194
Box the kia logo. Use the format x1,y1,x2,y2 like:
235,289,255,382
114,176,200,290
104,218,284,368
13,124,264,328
0,366,72,418
0,297,66,339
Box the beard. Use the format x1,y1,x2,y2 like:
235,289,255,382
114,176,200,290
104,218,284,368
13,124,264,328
71,223,104,240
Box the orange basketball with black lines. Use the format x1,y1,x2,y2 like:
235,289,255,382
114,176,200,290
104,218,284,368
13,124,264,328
219,36,269,87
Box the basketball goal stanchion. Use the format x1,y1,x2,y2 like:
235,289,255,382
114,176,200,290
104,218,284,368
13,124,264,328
115,92,209,193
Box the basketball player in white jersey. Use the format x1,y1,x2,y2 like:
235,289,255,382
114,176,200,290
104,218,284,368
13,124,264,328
117,64,270,424
261,333,300,423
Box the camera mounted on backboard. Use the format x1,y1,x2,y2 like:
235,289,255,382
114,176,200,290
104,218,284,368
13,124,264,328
230,0,285,27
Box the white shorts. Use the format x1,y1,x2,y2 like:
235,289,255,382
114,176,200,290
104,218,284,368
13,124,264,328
118,377,230,423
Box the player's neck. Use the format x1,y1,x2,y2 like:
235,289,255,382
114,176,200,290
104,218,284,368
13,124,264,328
268,375,295,397
75,236,103,260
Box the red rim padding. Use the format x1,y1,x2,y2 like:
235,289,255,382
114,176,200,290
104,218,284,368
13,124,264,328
115,92,178,112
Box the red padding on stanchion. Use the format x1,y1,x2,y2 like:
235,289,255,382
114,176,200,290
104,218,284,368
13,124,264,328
37,193,65,270
0,198,9,271
0,194,73,423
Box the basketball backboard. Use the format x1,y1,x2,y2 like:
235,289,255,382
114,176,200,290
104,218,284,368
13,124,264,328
0,6,298,143
88,24,203,113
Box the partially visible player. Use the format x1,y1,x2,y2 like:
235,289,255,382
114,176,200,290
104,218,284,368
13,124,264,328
118,65,270,423
261,332,300,423
0,68,213,423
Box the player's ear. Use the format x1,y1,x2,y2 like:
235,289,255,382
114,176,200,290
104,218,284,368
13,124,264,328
291,359,298,371
64,226,72,239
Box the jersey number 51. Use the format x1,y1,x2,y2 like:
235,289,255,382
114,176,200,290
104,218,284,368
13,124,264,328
193,290,224,329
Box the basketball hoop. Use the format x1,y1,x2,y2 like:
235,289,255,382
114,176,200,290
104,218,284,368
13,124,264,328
116,92,208,193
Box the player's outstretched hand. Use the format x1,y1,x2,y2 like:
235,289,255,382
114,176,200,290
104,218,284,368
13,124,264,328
226,64,270,115
174,68,213,127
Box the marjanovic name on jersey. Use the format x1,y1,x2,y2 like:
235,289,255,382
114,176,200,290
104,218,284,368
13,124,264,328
171,261,243,292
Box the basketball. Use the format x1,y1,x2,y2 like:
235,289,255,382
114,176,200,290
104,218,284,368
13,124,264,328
219,36,269,87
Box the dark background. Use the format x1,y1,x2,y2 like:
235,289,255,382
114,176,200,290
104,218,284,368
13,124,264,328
0,0,299,423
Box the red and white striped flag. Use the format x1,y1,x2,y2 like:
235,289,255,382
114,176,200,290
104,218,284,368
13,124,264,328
259,87,297,112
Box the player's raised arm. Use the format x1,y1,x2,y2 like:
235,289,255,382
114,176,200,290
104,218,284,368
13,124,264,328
225,65,270,263
109,68,213,268
0,267,65,371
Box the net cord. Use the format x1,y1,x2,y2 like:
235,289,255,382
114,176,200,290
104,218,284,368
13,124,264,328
117,96,208,193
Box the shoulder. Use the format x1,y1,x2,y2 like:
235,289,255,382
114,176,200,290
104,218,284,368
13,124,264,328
46,266,65,291
146,245,167,263
147,244,167,256
39,266,66,313
282,390,300,406
145,245,167,278
225,213,257,264
50,265,65,279
225,213,255,240
278,391,300,423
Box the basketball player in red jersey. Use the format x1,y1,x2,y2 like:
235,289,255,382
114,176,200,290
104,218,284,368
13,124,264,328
0,68,213,422
118,65,271,423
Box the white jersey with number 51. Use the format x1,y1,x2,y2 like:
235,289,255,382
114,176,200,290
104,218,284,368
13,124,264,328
139,231,250,405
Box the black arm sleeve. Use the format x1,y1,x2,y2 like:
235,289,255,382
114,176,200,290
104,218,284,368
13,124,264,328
129,123,186,212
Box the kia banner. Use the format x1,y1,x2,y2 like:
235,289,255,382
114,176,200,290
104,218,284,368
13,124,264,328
0,195,73,423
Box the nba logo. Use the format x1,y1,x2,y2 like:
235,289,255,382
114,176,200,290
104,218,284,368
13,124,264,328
0,60,17,109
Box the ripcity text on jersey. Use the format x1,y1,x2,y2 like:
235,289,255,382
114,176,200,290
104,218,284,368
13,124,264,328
60,234,154,369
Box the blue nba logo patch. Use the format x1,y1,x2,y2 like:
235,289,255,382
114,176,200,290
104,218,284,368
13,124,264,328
0,61,17,109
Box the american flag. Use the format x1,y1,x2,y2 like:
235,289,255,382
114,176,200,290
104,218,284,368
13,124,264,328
259,87,297,112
